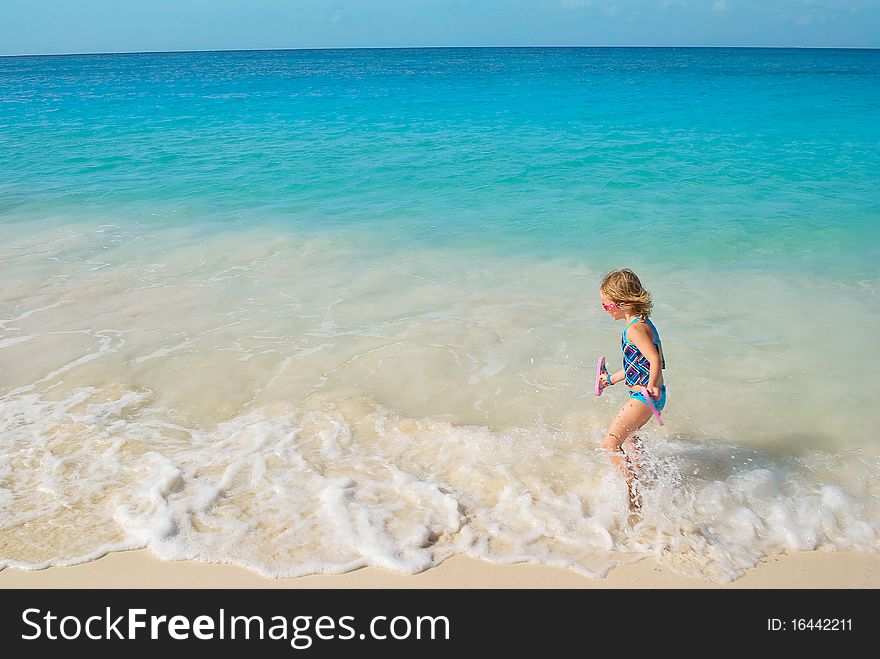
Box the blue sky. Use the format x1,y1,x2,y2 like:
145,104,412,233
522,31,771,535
2,1,878,56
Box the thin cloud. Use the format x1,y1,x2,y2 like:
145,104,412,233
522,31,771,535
560,0,592,10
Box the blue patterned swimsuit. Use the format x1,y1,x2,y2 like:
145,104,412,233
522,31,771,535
622,317,667,411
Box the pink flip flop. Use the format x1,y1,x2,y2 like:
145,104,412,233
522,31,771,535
638,386,665,427
595,356,608,397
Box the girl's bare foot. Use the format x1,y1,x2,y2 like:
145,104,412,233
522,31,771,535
626,483,642,527
627,479,643,512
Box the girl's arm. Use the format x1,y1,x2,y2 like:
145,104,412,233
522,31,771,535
626,323,663,397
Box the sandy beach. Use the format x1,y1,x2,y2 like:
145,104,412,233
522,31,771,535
1,550,877,589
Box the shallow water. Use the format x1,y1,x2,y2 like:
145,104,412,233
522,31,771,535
1,48,878,581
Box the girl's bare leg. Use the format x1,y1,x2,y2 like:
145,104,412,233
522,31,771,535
602,399,652,510
622,435,645,478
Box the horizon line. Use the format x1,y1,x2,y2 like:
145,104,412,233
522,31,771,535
2,44,879,58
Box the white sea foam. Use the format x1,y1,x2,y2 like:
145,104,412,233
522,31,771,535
0,383,877,582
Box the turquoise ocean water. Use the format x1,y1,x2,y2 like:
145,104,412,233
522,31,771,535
1,48,878,581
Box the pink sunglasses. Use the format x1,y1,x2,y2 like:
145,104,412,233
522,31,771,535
601,301,619,312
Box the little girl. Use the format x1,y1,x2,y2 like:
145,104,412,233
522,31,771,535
596,268,666,511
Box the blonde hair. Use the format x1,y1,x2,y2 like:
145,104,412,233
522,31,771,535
600,268,653,319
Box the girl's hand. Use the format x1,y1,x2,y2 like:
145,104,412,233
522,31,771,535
645,385,661,399
598,374,611,389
